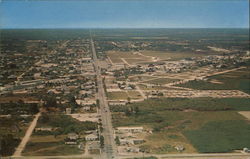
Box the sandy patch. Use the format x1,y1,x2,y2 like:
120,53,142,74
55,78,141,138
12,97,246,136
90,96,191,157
238,111,250,120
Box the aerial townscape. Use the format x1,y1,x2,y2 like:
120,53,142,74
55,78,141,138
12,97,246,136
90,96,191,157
0,0,250,159
1,28,250,159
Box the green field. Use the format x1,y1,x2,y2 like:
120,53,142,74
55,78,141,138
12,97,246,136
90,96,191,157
23,139,83,156
112,97,250,153
176,67,250,94
184,120,250,153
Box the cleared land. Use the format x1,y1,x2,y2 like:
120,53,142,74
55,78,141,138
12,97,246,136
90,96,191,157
238,111,250,120
176,67,250,94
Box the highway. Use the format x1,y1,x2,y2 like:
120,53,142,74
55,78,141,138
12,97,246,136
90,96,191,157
90,32,116,159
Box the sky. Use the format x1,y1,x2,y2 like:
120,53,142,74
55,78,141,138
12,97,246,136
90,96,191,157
0,0,249,29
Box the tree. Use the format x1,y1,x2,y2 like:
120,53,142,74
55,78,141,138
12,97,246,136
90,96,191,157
134,106,139,115
0,134,20,156
100,135,104,148
44,96,57,108
30,104,39,114
115,136,120,145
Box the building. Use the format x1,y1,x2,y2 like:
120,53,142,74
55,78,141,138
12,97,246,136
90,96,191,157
85,133,98,141
68,133,79,140
65,133,79,145
116,127,143,133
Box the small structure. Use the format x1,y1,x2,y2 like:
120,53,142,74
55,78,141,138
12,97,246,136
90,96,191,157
35,127,53,132
175,145,185,152
65,133,79,145
65,108,72,114
243,148,250,153
81,106,91,111
116,126,143,133
68,133,79,140
126,147,140,153
85,133,98,141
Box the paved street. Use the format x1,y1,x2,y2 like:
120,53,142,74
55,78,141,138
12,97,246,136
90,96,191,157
90,33,116,159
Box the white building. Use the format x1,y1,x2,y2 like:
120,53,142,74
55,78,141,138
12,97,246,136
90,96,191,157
116,127,143,133
85,133,98,141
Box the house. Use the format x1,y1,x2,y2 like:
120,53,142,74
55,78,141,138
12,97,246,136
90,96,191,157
81,106,91,111
76,99,96,106
126,147,140,153
35,127,53,132
119,139,134,145
65,133,79,145
85,133,98,141
133,139,145,145
243,148,250,153
68,133,79,140
175,145,185,152
116,127,143,133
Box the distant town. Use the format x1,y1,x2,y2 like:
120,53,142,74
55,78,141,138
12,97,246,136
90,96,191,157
0,29,250,159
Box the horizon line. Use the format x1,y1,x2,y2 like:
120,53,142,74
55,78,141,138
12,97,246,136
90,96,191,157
1,27,249,30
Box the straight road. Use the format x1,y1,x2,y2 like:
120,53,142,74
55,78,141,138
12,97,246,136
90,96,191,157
90,32,116,159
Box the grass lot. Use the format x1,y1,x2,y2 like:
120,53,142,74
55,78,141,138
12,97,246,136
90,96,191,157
127,91,142,99
23,139,83,156
184,120,250,153
107,91,129,100
112,97,250,153
176,67,250,94
143,78,179,85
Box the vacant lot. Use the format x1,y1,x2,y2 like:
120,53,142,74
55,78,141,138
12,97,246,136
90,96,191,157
176,67,250,94
107,91,129,100
127,91,142,99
